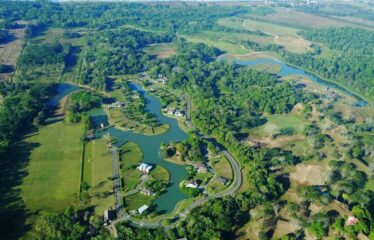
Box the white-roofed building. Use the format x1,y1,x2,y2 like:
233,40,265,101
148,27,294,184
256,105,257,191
138,205,149,214
138,163,153,174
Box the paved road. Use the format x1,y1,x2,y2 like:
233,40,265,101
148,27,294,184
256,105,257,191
109,94,243,232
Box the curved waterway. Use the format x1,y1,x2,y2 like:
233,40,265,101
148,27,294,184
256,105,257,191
222,57,367,107
92,83,189,213
47,83,80,107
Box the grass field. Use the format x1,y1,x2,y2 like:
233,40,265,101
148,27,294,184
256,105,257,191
88,139,115,214
21,121,84,212
249,113,306,137
119,142,143,192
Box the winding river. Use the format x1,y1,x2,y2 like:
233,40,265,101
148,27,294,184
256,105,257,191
92,83,189,214
223,57,368,107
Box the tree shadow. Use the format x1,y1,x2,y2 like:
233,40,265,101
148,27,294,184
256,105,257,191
0,141,40,239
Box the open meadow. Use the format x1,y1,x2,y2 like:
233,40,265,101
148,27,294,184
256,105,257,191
21,121,84,212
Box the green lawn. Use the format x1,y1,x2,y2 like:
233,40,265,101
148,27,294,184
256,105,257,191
21,121,84,212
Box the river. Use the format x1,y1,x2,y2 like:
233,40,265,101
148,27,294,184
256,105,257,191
222,57,368,107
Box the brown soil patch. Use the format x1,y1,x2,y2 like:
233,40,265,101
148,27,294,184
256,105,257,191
290,164,329,186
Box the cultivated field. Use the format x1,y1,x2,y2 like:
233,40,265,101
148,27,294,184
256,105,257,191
21,122,84,212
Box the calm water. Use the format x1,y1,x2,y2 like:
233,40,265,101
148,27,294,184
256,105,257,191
225,58,367,107
93,83,189,213
47,83,80,107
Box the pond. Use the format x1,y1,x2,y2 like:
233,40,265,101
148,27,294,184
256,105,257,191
93,83,189,214
223,57,367,107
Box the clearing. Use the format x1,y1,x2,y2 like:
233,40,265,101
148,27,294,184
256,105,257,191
144,43,176,59
289,163,330,186
21,121,84,212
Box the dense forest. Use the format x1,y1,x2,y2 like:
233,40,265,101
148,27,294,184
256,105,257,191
80,28,172,89
285,27,374,99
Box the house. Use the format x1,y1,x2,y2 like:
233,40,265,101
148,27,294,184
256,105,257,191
193,163,208,173
217,176,228,185
174,110,184,117
141,188,156,196
346,216,359,226
86,129,95,140
167,108,175,115
185,180,199,189
108,101,125,109
138,205,149,214
138,163,153,174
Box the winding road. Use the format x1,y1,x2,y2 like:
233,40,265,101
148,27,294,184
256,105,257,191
109,93,243,233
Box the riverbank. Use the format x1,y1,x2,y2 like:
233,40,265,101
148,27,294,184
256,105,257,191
219,52,373,105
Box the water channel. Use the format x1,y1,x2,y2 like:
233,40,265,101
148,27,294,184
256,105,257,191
92,83,190,214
